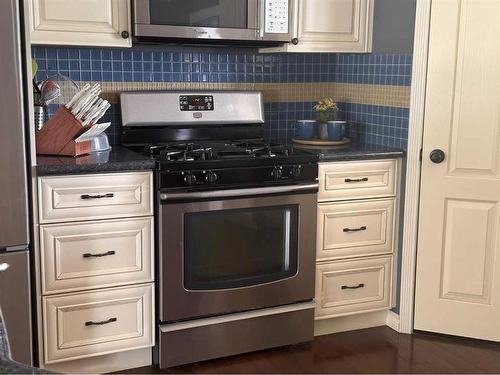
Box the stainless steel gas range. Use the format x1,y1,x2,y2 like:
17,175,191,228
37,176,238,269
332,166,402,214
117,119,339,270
120,91,318,368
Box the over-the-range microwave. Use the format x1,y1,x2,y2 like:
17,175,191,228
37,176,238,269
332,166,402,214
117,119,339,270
133,0,293,45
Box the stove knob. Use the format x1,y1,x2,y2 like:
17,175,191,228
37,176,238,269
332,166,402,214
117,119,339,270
271,166,283,180
205,171,218,184
184,173,197,185
291,165,302,178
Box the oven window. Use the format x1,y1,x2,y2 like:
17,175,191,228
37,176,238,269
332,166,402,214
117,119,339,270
184,205,299,290
150,0,249,29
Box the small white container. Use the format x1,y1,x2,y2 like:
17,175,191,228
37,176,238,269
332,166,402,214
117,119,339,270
90,133,111,153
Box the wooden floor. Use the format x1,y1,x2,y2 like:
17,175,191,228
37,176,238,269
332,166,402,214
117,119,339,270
121,326,500,373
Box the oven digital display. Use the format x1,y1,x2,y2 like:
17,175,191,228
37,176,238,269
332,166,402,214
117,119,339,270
179,95,214,111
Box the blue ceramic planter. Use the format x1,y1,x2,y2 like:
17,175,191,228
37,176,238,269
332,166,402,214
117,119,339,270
326,121,347,141
296,120,317,139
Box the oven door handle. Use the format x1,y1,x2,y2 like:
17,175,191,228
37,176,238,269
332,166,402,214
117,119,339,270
160,183,318,202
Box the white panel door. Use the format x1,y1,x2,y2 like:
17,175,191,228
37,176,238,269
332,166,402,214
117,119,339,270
294,0,373,52
30,0,131,47
415,0,500,341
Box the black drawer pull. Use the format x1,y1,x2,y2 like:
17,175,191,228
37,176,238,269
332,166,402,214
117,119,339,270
81,193,114,200
343,226,367,233
341,283,365,290
83,250,116,258
85,317,117,326
345,177,368,183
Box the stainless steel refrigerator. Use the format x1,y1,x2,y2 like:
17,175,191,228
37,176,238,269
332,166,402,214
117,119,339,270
0,0,34,366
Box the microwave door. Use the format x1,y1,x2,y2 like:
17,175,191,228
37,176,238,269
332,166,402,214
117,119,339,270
134,0,260,41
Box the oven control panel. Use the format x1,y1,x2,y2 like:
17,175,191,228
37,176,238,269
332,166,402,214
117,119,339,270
179,95,214,111
159,164,318,189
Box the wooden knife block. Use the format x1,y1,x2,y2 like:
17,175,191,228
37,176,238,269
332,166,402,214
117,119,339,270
35,107,92,157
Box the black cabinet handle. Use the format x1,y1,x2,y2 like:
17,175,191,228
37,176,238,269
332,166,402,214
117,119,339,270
121,30,130,39
83,250,116,258
345,177,369,183
343,226,367,233
85,317,117,326
291,38,299,45
81,193,114,200
341,283,365,290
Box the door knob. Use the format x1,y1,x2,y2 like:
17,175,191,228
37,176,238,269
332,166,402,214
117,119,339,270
429,149,445,164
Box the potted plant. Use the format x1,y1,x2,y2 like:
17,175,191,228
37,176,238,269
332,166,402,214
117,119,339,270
313,98,345,140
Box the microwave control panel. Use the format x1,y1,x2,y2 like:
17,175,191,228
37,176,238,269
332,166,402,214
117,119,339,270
179,95,214,111
265,0,289,34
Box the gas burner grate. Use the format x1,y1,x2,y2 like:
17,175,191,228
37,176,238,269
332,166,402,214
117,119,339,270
145,141,294,162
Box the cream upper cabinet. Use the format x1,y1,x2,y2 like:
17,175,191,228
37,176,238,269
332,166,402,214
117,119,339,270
29,0,131,47
265,0,373,53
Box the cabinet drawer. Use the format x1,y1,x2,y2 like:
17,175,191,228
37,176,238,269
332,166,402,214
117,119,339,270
38,172,153,223
315,256,392,319
317,199,395,260
318,160,397,202
43,284,154,364
40,218,154,294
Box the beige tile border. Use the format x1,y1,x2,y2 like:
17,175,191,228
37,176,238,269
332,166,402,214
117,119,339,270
95,81,410,108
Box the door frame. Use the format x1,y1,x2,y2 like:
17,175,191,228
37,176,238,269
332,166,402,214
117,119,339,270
398,0,432,334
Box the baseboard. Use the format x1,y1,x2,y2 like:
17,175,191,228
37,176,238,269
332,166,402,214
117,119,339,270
42,347,152,374
385,310,401,332
314,310,389,336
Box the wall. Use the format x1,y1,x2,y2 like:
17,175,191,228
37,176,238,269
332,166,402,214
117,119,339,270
33,45,412,148
372,0,417,54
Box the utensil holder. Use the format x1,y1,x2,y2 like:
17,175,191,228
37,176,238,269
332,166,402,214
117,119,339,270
34,105,45,131
35,107,92,157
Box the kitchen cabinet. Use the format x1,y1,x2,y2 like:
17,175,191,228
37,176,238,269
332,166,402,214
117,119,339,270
264,0,373,53
29,0,131,47
36,171,154,372
315,159,399,320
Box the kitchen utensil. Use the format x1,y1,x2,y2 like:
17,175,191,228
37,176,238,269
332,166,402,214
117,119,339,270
74,122,111,143
39,80,61,105
31,59,38,78
34,105,45,131
43,72,79,106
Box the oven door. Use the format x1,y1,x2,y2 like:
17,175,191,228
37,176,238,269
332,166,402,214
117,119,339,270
134,0,260,41
159,183,317,322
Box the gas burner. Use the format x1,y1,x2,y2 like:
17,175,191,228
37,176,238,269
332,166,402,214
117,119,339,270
146,141,295,162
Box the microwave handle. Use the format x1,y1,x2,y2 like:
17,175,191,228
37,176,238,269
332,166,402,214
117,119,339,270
258,0,265,38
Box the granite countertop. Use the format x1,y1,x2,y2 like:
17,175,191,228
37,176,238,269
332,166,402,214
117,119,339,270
35,143,404,176
292,142,405,161
36,146,156,176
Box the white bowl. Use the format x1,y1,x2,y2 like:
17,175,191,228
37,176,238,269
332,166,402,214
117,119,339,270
90,133,111,153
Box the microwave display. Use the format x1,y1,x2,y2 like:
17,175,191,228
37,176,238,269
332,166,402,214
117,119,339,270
179,95,214,111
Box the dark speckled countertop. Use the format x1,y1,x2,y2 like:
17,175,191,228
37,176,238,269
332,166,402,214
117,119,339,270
292,142,405,161
36,146,156,176
35,143,404,176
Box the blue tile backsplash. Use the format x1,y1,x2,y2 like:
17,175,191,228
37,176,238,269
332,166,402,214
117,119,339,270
33,45,412,149
33,46,412,86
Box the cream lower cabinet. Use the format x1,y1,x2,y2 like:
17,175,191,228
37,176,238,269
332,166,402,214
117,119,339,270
29,0,132,47
264,0,373,53
315,160,399,320
36,172,154,372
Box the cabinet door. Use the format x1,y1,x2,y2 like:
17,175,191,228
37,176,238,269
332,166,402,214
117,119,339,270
294,0,373,52
30,0,131,47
